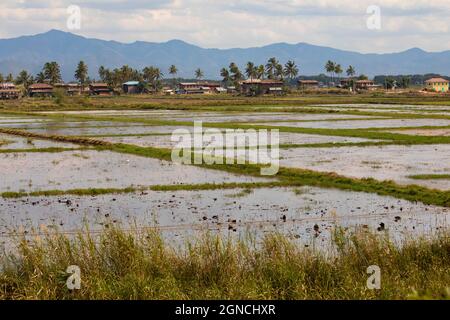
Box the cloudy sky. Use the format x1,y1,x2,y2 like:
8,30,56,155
1,0,450,53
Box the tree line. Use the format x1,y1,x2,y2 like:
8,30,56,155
3,58,441,91
1,58,300,91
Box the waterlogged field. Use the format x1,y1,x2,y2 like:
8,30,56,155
0,100,450,299
1,104,449,243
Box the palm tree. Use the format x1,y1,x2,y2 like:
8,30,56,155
284,60,299,83
43,61,62,84
169,65,178,86
143,66,164,92
220,68,231,86
274,63,284,81
346,65,356,78
256,65,265,79
195,68,204,81
15,70,33,88
325,60,335,84
334,64,343,82
245,62,257,81
265,57,279,79
229,62,243,85
98,66,107,82
74,61,88,91
35,72,46,83
6,73,14,83
0,73,3,83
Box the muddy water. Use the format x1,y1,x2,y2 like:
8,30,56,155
99,132,378,149
387,129,450,136
0,150,270,192
257,119,450,129
0,187,447,250
24,125,196,136
281,144,450,190
0,134,78,150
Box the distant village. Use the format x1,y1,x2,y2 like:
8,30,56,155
1,58,449,100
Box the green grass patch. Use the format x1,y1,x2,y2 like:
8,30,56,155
408,174,450,180
0,227,449,299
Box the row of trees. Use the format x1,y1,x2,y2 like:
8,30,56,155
2,58,300,91
324,60,357,83
4,59,418,91
219,58,299,87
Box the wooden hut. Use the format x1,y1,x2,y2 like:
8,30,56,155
28,83,54,97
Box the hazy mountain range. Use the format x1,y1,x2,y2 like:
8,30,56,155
1,30,449,81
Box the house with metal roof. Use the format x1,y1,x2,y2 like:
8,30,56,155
122,81,142,94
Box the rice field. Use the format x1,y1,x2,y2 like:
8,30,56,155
0,99,449,299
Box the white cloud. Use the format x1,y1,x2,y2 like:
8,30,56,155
1,0,450,52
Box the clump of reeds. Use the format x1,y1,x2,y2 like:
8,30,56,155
0,227,449,300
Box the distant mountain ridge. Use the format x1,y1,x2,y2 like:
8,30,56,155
1,30,449,81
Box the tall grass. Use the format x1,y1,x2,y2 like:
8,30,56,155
0,227,449,300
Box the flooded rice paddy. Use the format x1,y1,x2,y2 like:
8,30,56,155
0,187,447,249
0,105,449,250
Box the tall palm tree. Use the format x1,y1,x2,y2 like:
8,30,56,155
143,66,164,91
334,64,343,82
346,65,356,78
35,72,46,83
245,62,257,81
43,61,62,84
74,61,88,91
15,70,33,88
274,63,285,81
220,67,230,86
229,62,243,85
265,57,279,79
284,60,299,82
169,65,178,86
325,60,335,84
195,68,204,81
257,65,265,79
98,66,107,82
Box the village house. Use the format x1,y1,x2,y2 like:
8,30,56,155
425,77,449,93
240,79,284,95
177,82,221,94
28,83,54,97
122,81,142,94
0,83,20,100
89,83,112,96
355,80,382,91
54,83,82,95
298,80,319,90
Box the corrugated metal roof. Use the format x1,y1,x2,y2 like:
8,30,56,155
123,81,140,86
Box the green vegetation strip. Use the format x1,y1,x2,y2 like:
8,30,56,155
1,227,449,299
1,128,449,207
1,182,288,199
408,174,450,180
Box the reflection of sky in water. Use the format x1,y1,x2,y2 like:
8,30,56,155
0,187,448,253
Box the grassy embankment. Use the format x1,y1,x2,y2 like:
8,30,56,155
0,227,449,300
3,92,450,111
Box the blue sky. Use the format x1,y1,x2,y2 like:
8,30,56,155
1,0,450,53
